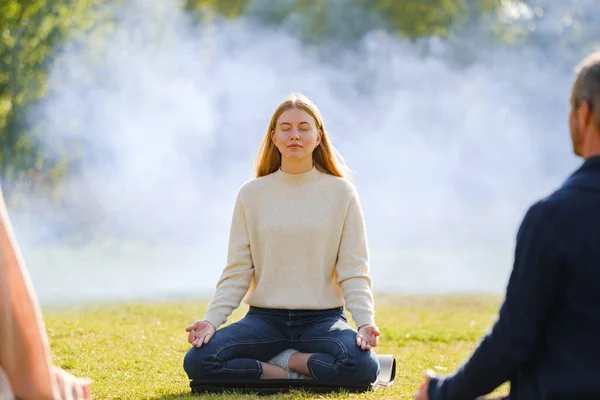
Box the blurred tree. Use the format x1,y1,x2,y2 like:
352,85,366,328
2,0,596,205
182,0,499,46
184,0,246,18
510,0,600,60
355,0,499,38
0,0,100,201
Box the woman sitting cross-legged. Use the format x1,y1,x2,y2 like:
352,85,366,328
183,93,381,383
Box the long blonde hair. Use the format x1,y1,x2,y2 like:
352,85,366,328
255,93,347,178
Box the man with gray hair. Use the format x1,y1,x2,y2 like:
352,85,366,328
415,50,600,400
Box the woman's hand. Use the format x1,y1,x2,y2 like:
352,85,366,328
356,323,380,350
185,320,216,348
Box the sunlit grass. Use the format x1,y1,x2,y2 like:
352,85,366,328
44,295,509,399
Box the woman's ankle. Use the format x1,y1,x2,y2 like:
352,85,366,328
288,352,313,377
260,362,288,379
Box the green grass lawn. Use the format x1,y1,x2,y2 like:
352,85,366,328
44,295,510,399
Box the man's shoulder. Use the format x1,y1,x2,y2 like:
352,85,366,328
525,190,564,219
521,183,584,236
522,197,554,227
536,181,586,215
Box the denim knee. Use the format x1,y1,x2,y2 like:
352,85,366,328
340,348,380,382
356,349,380,382
183,346,215,380
308,347,380,383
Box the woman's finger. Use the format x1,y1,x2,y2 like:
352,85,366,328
196,336,207,348
363,332,376,348
204,333,213,344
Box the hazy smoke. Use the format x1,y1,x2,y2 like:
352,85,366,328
11,0,598,303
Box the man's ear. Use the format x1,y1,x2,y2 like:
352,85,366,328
578,101,593,128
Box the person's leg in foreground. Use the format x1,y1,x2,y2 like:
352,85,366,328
0,187,91,400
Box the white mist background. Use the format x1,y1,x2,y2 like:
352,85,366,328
10,0,592,304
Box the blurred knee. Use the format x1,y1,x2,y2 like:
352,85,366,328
183,346,218,380
345,349,380,382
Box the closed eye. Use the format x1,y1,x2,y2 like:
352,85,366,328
278,122,312,131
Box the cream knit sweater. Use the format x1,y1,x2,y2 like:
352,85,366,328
203,166,375,329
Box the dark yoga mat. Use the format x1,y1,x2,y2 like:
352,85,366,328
190,354,396,395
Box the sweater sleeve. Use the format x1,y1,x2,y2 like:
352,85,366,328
203,191,254,329
335,189,375,328
428,200,563,400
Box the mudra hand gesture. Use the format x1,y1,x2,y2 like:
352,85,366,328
186,320,216,348
356,323,380,350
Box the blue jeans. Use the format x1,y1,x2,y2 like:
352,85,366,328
183,306,380,383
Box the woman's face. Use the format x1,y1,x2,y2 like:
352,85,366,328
271,107,321,160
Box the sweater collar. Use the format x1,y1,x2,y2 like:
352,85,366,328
273,166,321,185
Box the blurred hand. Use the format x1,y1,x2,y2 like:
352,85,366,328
356,324,380,350
186,320,216,348
414,369,436,400
52,366,92,400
